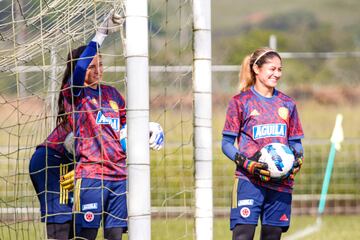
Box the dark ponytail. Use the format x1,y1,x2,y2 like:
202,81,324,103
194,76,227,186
56,45,87,125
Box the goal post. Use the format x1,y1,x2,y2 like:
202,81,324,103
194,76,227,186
193,0,213,239
125,0,151,240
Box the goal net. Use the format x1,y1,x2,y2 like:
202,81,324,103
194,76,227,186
1,0,201,239
148,1,195,239
0,0,126,238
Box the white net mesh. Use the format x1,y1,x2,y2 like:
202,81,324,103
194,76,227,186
148,0,194,239
0,0,126,238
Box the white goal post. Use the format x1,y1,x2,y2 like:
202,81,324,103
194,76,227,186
125,0,151,240
125,0,214,239
193,0,213,240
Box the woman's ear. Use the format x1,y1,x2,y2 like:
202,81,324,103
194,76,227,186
252,64,260,75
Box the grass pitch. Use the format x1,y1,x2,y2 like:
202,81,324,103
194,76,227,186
1,215,359,239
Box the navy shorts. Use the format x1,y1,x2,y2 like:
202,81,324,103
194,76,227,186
230,178,292,231
74,178,128,229
29,147,74,223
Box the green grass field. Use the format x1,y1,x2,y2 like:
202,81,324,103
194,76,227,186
1,215,359,239
129,215,360,239
149,215,360,240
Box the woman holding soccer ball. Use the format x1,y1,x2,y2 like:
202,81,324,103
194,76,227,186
222,47,304,240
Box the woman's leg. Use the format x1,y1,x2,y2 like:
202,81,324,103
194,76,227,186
232,224,256,240
260,225,283,240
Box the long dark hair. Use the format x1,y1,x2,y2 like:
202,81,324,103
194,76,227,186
56,45,86,125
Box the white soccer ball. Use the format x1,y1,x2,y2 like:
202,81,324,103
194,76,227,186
259,143,295,178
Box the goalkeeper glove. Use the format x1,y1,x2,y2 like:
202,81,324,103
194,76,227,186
149,122,164,150
289,146,303,180
234,152,271,182
60,170,75,191
97,9,123,35
119,122,164,151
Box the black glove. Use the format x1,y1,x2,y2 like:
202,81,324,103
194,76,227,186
289,146,303,180
234,151,271,182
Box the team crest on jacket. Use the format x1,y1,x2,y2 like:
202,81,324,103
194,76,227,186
109,100,119,112
278,107,289,120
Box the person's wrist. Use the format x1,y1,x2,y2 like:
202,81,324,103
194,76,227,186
92,31,107,46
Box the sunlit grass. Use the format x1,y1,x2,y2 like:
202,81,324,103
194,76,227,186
3,215,359,239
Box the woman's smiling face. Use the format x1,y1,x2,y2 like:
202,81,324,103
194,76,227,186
85,54,103,87
254,56,282,89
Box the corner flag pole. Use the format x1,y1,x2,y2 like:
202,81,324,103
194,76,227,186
318,114,344,215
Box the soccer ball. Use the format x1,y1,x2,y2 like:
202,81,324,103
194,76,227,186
259,143,295,178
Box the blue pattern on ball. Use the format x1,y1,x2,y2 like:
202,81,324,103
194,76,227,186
265,145,285,171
